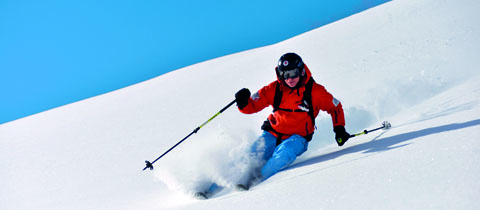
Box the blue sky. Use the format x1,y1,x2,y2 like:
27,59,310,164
0,0,388,124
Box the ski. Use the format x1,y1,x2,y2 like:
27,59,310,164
194,191,209,200
234,184,249,191
193,183,222,200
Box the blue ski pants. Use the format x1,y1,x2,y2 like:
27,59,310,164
250,131,309,180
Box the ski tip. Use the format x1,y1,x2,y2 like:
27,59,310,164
235,184,249,191
194,192,208,200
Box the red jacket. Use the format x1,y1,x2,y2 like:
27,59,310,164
239,65,346,140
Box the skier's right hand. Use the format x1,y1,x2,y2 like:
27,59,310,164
235,88,251,110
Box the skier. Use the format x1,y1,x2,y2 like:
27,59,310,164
234,52,351,189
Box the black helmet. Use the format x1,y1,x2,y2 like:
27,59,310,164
276,53,305,80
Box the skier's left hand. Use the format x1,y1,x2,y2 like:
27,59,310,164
334,126,350,146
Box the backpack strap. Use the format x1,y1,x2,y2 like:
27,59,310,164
272,81,282,113
304,78,315,127
265,78,316,143
272,79,315,125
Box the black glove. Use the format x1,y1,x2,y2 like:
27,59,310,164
334,126,350,146
235,88,251,110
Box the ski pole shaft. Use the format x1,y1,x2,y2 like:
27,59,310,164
143,99,237,171
349,121,391,138
197,99,236,130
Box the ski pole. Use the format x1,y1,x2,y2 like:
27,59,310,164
143,99,237,171
349,121,392,138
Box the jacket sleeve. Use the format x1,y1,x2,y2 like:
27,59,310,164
314,85,346,127
238,82,276,114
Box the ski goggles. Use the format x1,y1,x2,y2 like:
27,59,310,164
278,68,301,79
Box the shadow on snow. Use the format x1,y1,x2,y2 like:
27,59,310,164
288,119,480,171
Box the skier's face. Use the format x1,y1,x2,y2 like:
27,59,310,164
285,76,300,88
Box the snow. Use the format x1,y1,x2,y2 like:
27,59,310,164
1,0,480,209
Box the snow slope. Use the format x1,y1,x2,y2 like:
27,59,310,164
1,0,479,209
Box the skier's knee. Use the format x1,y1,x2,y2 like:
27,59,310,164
274,145,296,167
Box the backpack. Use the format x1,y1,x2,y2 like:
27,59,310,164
262,78,316,144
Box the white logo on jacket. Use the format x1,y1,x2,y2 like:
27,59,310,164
252,91,260,101
332,97,340,107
